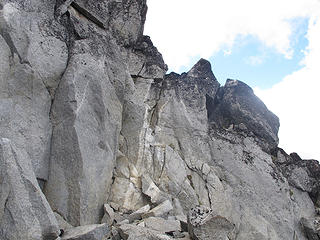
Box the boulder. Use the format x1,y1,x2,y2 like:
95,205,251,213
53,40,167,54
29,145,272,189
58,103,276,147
188,206,235,240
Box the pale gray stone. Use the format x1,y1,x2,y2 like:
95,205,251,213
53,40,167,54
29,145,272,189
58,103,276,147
142,175,167,204
45,38,123,226
0,1,319,239
188,207,235,240
118,224,172,240
101,204,115,226
300,217,320,240
128,205,151,222
0,138,60,240
61,224,109,240
143,200,173,218
0,2,68,180
54,212,74,232
144,217,181,233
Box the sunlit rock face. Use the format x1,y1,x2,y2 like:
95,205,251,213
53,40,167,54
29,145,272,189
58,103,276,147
0,0,319,239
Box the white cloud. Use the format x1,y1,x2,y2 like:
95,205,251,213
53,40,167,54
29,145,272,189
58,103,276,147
145,0,320,71
145,0,320,159
255,16,320,160
245,55,265,66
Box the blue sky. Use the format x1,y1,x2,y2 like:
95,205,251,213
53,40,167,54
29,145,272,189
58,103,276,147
178,18,309,89
145,0,320,160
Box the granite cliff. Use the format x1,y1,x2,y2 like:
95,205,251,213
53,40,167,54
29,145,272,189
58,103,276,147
0,0,319,239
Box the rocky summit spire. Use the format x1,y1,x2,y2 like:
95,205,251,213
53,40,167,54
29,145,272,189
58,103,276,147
187,58,217,81
0,0,319,239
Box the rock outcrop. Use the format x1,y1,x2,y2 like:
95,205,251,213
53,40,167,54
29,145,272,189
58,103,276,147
0,138,60,240
0,0,320,240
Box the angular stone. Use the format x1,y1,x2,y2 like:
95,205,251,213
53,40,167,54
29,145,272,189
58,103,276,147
54,212,74,232
142,175,166,204
109,177,147,212
118,224,171,240
110,202,120,212
128,204,151,222
188,206,235,240
101,204,115,226
176,215,188,232
61,224,109,240
0,138,60,240
144,217,181,233
143,200,173,218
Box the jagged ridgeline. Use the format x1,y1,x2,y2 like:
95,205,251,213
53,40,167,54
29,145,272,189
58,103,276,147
0,1,319,240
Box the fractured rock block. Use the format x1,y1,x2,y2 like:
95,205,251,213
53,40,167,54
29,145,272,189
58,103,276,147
142,175,167,204
44,39,123,226
144,217,181,233
0,138,60,240
118,224,171,240
101,204,115,226
143,200,173,218
188,206,235,240
61,223,109,240
128,204,151,222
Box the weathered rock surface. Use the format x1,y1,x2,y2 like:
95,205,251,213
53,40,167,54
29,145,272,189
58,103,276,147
187,206,235,240
144,217,181,233
44,0,147,226
300,217,320,240
118,224,171,240
0,138,60,240
0,0,68,181
54,211,74,232
274,149,320,206
61,223,108,240
207,79,280,152
1,0,320,239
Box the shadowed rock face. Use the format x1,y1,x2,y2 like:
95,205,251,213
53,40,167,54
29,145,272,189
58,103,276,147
0,0,320,239
207,79,280,152
274,149,320,206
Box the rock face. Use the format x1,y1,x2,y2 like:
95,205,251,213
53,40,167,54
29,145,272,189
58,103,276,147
0,138,60,240
207,79,280,151
0,0,320,240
